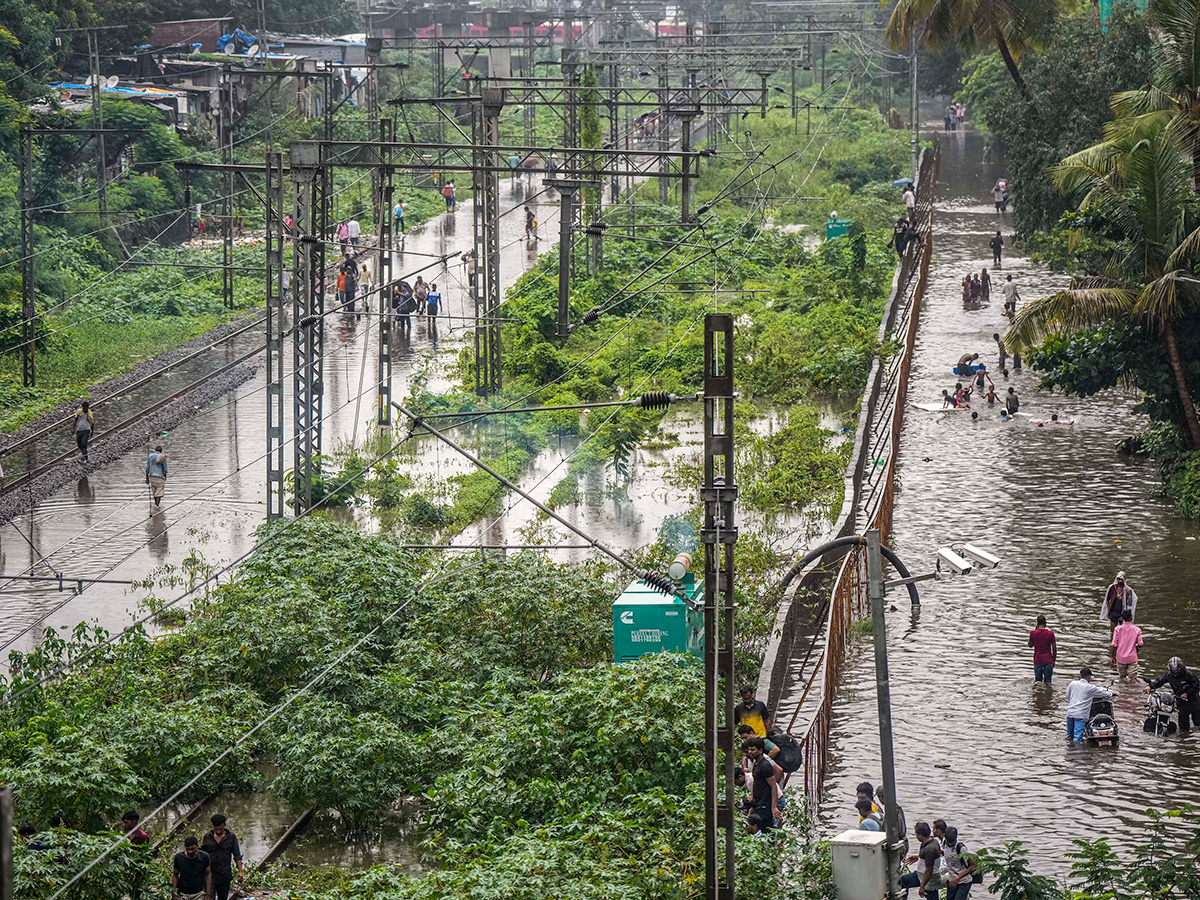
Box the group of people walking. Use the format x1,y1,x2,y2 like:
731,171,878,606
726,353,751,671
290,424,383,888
943,103,966,131
855,784,978,900
1027,571,1200,737
732,687,803,837
390,275,441,332
960,268,991,303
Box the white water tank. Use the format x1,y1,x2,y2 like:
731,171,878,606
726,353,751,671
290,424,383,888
830,829,887,900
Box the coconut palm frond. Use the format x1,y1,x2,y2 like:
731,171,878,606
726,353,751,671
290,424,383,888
1005,285,1137,351
1166,222,1200,267
1111,86,1178,119
1135,269,1200,323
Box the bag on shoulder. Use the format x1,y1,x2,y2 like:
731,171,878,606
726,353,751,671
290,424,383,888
769,731,802,773
957,843,984,884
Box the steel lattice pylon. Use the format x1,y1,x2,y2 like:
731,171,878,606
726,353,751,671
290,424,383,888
472,87,504,395
265,151,286,521
377,118,395,425
290,141,326,515
702,313,738,900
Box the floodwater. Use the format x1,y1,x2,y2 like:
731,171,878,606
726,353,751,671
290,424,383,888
815,125,1200,875
0,183,560,652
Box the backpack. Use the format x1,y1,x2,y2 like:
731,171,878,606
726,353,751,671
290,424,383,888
957,843,984,884
443,185,453,197
768,731,802,773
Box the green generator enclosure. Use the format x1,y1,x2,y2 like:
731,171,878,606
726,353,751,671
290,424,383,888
825,217,854,240
613,575,704,663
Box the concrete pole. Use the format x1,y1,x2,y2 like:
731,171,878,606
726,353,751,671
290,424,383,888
867,528,903,900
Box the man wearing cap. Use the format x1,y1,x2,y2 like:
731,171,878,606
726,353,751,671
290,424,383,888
1101,572,1138,628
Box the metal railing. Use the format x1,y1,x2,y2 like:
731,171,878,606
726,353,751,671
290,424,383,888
763,138,940,805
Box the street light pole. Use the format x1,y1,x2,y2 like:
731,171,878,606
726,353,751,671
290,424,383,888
867,528,903,900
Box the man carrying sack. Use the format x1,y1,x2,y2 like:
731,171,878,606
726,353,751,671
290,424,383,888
145,444,168,512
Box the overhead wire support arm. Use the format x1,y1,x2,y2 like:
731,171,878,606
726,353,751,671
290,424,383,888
416,391,701,421
390,400,681,599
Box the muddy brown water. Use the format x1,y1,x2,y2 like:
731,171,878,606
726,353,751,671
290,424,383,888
813,125,1200,876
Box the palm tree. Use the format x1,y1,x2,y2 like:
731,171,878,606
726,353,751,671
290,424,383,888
1006,122,1200,447
1108,0,1200,189
884,0,1058,101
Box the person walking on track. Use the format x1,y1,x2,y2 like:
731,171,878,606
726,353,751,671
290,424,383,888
145,444,168,512
74,401,93,463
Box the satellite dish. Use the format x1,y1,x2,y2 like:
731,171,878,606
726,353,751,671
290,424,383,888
84,74,94,86
246,44,260,57
105,75,120,88
223,43,236,55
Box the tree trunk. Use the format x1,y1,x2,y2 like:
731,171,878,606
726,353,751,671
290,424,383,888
1193,143,1200,193
993,29,1034,102
1164,321,1200,449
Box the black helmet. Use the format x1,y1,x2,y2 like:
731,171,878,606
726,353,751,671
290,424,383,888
1168,657,1185,674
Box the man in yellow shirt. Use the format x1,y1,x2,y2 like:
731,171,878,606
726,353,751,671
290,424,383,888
735,685,772,737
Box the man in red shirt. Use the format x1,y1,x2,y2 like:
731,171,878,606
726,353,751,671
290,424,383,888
1028,615,1057,684
121,810,150,846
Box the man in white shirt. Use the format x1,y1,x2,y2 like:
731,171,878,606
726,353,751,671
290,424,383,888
904,187,916,213
1065,668,1112,742
347,218,361,247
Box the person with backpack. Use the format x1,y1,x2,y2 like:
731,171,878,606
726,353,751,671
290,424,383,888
856,798,883,831
738,724,783,769
941,826,979,900
426,283,441,322
443,180,456,210
413,276,429,314
766,727,802,775
394,282,416,333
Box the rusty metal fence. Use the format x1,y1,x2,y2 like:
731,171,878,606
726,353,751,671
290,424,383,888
775,139,940,805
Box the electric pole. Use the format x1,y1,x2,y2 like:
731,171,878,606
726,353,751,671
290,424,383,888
87,30,109,228
702,312,738,900
19,127,35,388
867,528,904,900
222,63,234,309
290,141,326,515
265,150,285,521
377,117,395,423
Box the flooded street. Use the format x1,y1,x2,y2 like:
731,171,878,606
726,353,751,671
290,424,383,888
818,126,1200,874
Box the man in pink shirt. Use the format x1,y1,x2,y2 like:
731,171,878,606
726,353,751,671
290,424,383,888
1110,609,1144,678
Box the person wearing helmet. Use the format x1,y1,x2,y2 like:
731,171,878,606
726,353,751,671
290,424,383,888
1145,658,1200,731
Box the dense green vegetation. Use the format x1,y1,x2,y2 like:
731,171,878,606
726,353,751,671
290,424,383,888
978,810,1200,899
918,0,1200,517
1,517,834,900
